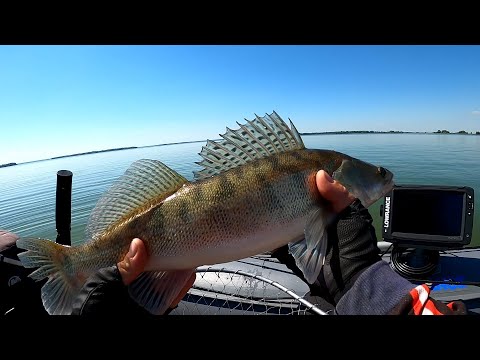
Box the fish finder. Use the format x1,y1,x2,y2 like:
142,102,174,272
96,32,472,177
380,185,475,279
382,185,474,250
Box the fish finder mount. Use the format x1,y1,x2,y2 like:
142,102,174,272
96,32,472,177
380,185,475,279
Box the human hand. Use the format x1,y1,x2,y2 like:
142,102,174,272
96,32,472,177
312,170,382,304
117,238,148,286
0,229,19,249
315,170,356,213
117,238,196,309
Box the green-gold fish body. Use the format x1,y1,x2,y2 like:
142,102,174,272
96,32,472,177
17,111,394,315
110,149,346,270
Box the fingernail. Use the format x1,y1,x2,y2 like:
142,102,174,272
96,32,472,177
127,241,138,259
323,171,334,183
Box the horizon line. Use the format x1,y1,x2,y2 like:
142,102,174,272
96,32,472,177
2,130,480,167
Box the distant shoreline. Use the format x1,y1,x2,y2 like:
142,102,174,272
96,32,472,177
142,139,208,148
0,140,210,167
0,162,17,168
300,130,480,135
50,147,139,159
2,131,479,167
300,131,422,135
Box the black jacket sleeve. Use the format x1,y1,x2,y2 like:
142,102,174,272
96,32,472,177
271,199,468,316
336,260,467,315
71,266,151,316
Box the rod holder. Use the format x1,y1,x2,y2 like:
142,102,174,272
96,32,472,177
55,170,73,246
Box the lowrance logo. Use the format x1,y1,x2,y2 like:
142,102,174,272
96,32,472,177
383,197,391,229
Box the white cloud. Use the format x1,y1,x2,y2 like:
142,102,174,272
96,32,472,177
472,110,480,115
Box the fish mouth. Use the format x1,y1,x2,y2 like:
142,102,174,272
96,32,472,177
385,177,395,193
380,168,395,196
360,175,395,208
385,174,395,193
377,176,395,202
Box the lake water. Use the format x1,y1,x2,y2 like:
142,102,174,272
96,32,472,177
1,134,479,247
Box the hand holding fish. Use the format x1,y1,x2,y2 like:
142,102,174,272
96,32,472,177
271,168,381,304
315,170,356,213
311,180,383,305
117,238,148,286
70,237,196,315
116,238,196,308
306,171,468,315
0,229,19,247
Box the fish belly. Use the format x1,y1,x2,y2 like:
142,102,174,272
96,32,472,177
144,217,307,271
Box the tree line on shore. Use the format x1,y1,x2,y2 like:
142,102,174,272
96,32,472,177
301,130,480,135
435,130,480,135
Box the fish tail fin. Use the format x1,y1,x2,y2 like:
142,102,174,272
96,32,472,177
16,237,82,315
128,269,196,315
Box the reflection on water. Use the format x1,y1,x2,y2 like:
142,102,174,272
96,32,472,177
1,134,479,246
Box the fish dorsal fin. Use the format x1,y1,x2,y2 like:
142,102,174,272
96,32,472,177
85,159,188,241
193,111,305,180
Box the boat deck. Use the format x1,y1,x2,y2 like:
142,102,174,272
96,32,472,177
171,244,480,315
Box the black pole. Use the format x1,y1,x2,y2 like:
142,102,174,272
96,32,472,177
55,170,73,246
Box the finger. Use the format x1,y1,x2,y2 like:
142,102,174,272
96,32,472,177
0,230,19,244
169,272,196,309
118,238,148,286
316,170,356,213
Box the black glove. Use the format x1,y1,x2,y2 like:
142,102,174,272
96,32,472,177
71,265,151,316
71,266,178,316
272,199,381,305
315,199,382,303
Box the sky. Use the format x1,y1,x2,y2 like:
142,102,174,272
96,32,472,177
1,45,479,164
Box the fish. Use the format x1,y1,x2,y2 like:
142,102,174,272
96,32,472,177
16,111,394,315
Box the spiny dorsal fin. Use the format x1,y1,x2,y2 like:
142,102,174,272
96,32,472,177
193,111,305,180
85,159,188,241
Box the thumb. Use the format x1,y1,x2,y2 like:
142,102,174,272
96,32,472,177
316,170,356,213
118,238,148,286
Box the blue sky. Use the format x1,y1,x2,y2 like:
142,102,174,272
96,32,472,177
1,45,479,164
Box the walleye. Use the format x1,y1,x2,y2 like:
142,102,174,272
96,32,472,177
17,111,394,315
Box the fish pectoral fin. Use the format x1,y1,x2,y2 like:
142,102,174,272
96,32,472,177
128,268,196,315
288,208,331,284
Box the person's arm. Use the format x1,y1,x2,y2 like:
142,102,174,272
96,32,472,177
322,199,466,315
71,238,196,315
272,170,467,315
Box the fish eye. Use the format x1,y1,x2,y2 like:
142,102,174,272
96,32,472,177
377,167,387,177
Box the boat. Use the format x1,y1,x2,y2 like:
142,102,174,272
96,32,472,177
168,241,480,315
1,170,479,316
3,231,480,315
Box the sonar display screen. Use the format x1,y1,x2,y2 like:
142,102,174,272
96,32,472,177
391,190,464,237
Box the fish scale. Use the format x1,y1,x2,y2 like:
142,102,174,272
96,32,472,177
149,155,319,259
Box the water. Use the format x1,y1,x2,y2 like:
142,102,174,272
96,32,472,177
1,134,479,247
303,134,480,244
